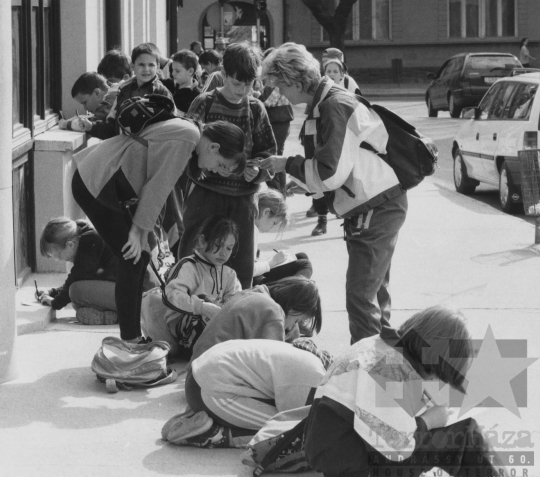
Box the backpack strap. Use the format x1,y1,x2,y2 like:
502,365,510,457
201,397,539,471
344,75,349,89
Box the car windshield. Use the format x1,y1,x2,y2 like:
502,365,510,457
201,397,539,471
467,56,521,70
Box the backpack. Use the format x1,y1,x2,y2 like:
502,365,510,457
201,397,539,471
356,95,437,190
241,406,312,476
117,93,176,136
91,336,177,393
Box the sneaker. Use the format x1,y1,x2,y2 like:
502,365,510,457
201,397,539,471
305,206,318,218
163,410,214,444
311,216,327,236
76,307,118,325
181,423,229,448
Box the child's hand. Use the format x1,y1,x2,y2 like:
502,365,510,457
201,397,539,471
39,294,53,306
34,288,44,301
202,303,221,320
58,119,69,130
122,224,144,264
269,251,287,268
258,156,288,173
71,117,93,132
419,405,450,430
244,165,259,182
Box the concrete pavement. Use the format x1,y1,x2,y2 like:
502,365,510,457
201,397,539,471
2,103,540,477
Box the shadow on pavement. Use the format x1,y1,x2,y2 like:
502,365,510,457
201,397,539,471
472,244,540,267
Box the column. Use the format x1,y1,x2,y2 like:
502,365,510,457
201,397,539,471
0,0,18,383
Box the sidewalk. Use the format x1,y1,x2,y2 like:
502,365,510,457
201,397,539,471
3,113,540,476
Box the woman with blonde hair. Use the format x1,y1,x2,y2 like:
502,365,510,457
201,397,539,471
259,42,409,344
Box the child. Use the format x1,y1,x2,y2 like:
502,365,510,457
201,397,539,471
189,276,323,364
321,47,362,96
58,73,121,132
163,339,327,448
199,49,223,92
304,306,507,477
253,189,313,285
97,49,132,84
72,119,246,343
75,43,174,140
162,49,202,116
324,58,346,88
141,216,242,358
37,217,118,325
184,40,277,289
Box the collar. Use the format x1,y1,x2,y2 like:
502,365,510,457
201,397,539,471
380,325,430,379
193,250,217,268
307,77,334,120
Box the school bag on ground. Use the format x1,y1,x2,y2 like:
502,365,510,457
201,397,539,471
91,336,177,393
241,406,312,476
355,94,438,190
116,93,176,136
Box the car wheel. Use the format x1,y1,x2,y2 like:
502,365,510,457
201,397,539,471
427,95,438,117
499,161,520,214
448,94,462,118
453,149,477,195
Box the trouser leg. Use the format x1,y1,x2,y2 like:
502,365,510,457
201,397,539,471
72,170,149,340
313,196,329,216
261,253,313,284
345,193,407,343
69,280,117,312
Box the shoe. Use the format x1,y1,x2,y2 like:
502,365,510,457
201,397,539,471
76,307,118,325
311,216,327,236
163,410,214,444
305,206,318,218
180,423,229,448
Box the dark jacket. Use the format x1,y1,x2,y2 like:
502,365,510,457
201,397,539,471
48,220,118,310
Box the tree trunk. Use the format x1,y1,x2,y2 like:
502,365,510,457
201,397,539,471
328,30,345,50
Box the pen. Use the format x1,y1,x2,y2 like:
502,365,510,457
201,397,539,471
423,389,440,406
34,279,39,295
59,110,64,119
273,249,279,253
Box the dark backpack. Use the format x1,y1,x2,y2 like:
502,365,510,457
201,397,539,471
117,93,176,136
356,95,437,190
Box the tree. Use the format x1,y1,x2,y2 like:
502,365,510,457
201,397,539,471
301,0,358,51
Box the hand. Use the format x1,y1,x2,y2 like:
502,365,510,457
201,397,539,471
71,116,93,132
122,224,144,264
39,294,53,306
34,289,44,301
419,405,450,430
269,251,287,268
258,156,288,173
202,302,221,320
58,119,69,130
244,165,259,182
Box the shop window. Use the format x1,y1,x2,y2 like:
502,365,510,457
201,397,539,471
449,0,516,38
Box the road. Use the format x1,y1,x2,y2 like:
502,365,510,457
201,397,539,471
377,98,535,225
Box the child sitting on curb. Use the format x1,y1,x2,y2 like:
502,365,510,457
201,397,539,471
36,217,119,325
141,216,241,358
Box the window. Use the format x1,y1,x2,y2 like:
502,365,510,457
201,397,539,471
11,0,61,284
506,84,538,120
478,83,503,119
448,0,516,38
489,82,517,119
320,0,391,42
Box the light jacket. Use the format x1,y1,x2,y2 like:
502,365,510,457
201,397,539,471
286,78,404,217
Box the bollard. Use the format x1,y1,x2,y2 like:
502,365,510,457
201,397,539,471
518,149,540,244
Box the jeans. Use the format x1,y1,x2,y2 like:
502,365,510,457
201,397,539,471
344,193,408,343
69,280,116,312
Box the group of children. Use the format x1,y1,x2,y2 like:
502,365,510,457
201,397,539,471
36,39,507,477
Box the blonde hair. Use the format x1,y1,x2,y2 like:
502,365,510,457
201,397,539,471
39,217,79,256
261,42,321,94
257,189,289,230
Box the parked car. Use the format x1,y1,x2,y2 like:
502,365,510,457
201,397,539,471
452,73,540,213
426,53,522,118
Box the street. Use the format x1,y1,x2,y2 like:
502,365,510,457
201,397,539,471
374,99,536,225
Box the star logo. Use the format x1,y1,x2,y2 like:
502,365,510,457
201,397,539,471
459,326,537,418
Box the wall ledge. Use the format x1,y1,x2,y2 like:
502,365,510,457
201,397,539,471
34,127,86,152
